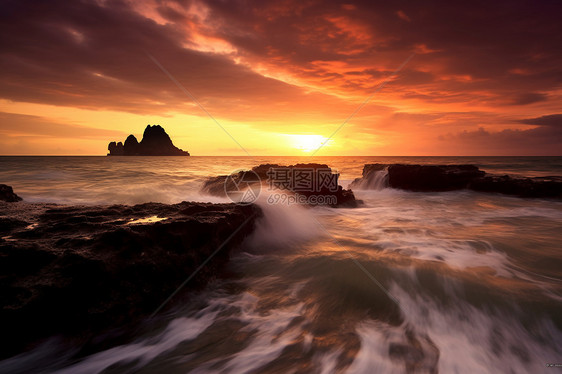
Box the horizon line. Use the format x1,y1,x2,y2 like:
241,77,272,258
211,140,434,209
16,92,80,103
1,154,561,157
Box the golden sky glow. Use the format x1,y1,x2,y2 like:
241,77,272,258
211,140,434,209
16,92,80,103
0,0,561,155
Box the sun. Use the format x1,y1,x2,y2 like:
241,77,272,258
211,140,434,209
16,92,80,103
286,134,330,153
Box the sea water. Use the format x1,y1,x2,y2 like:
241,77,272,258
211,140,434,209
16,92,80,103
0,156,561,373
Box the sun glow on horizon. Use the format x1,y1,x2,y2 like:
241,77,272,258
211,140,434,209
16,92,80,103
286,134,331,153
1,1,560,156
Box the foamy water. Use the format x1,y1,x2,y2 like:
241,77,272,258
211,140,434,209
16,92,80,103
0,156,561,373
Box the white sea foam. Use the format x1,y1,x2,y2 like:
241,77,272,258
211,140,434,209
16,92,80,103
245,191,324,249
1,157,560,373
328,190,562,277
388,284,562,374
312,349,343,374
197,298,304,374
53,308,218,374
346,321,406,374
348,167,389,190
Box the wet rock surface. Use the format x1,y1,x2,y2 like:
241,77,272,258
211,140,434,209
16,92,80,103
469,174,562,198
350,164,562,198
350,164,485,192
0,201,260,359
0,184,22,202
202,163,359,208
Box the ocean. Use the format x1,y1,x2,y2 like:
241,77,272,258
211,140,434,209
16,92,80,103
0,156,561,373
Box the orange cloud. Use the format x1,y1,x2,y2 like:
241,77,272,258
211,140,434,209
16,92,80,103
0,0,560,155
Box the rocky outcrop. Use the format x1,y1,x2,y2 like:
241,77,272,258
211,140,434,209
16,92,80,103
470,175,562,198
387,164,485,191
350,164,485,192
350,164,562,198
107,141,124,155
107,125,189,156
123,134,140,155
0,201,260,358
202,163,359,208
0,184,22,202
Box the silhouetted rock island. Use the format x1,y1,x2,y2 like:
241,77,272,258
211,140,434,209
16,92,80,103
108,125,189,156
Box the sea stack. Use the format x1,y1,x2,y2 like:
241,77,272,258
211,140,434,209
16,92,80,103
108,125,190,156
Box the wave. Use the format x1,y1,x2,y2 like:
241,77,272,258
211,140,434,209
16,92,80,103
387,283,562,374
244,191,325,250
55,311,218,374
35,248,561,374
1,157,560,373
349,167,389,190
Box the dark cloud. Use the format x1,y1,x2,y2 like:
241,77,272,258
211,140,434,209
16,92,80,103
509,93,548,106
196,0,562,100
2,0,561,110
0,0,346,122
518,114,562,127
1,0,561,155
440,124,562,155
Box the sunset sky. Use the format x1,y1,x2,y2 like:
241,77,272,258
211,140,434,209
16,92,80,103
1,0,561,155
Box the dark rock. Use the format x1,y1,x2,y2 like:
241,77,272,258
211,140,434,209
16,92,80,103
251,163,284,179
0,184,23,202
387,164,485,191
123,134,140,155
0,201,260,359
202,163,359,208
0,217,28,235
331,186,358,207
202,175,230,196
351,164,484,192
350,164,562,198
470,175,562,198
107,141,124,156
107,125,189,156
107,141,117,155
138,125,188,156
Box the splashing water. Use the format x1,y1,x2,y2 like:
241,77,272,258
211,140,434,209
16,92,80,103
350,167,389,190
0,156,561,373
